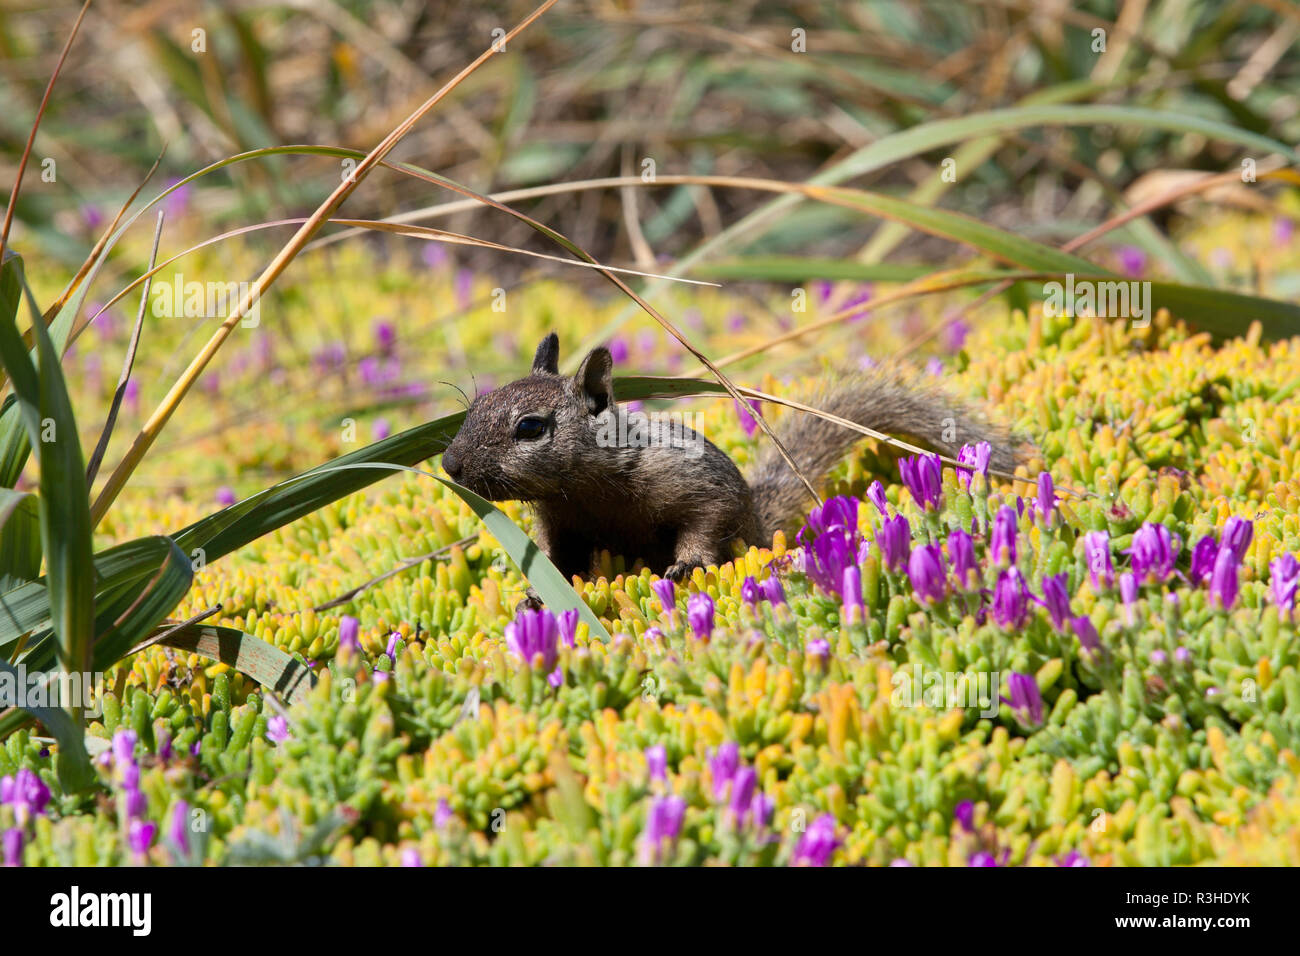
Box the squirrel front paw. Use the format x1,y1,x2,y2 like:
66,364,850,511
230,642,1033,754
664,561,699,582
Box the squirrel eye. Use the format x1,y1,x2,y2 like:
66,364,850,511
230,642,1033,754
514,416,547,440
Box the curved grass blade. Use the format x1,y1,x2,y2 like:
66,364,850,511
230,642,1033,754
139,622,314,706
0,490,39,594
0,661,95,794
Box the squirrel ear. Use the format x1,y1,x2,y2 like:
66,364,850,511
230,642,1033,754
531,333,560,375
575,347,614,414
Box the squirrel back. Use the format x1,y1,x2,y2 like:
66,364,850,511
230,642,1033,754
747,367,1021,540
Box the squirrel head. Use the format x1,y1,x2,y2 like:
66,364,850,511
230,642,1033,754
441,332,616,501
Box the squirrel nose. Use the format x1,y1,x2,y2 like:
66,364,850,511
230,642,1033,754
442,446,462,480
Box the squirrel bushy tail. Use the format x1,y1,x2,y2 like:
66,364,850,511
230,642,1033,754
746,368,1022,540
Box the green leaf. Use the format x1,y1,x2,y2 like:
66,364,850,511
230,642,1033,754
691,258,931,283
145,621,314,705
0,489,40,593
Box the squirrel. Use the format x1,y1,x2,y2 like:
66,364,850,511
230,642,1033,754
440,332,1021,597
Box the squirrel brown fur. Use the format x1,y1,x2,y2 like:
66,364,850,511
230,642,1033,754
441,333,1022,591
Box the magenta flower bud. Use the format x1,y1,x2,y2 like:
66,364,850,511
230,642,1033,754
1127,522,1179,582
506,607,560,670
3,827,23,867
990,505,1018,566
1208,547,1239,610
267,715,290,744
740,576,761,606
640,795,687,863
899,453,943,511
128,819,156,856
422,242,448,269
373,418,391,441
372,319,396,354
969,852,999,867
547,666,564,688
652,578,676,622
454,268,474,310
645,745,667,782
1035,472,1056,525
435,799,454,828
1057,850,1090,867
1150,649,1168,666
386,632,401,659
338,615,360,651
842,565,864,621
804,496,859,540
992,567,1030,630
750,792,775,830
1276,217,1295,245
687,592,715,641
1084,531,1114,589
734,399,762,437
792,814,841,867
1174,646,1191,666
907,543,946,605
1189,535,1219,586
124,786,147,820
759,576,786,606
807,638,830,658
1038,573,1071,631
169,801,191,857
1270,553,1299,619
947,529,979,591
1072,616,1101,655
401,848,423,867
1221,517,1253,562
956,441,991,490
876,514,912,572
1002,672,1044,726
1119,572,1139,626
954,800,975,832
557,608,579,648
867,480,889,516
1117,244,1147,277
728,766,757,818
710,742,739,799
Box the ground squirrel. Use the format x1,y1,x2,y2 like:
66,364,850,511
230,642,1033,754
441,333,1020,591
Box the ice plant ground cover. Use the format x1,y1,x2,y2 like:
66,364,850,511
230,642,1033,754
4,206,1300,866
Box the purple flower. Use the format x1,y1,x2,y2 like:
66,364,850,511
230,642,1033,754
1119,572,1139,626
740,577,761,606
168,801,191,857
373,320,396,354
759,576,786,606
1,769,50,823
1189,535,1219,586
1221,517,1253,563
435,799,455,828
454,268,474,310
734,399,762,438
215,486,237,507
944,317,971,353
1275,217,1294,245
842,565,864,621
1149,649,1168,666
1270,554,1300,619
128,819,156,856
992,567,1030,630
1117,244,1147,277
557,608,579,647
386,632,401,659
899,453,943,511
710,742,740,799
688,592,715,641
1084,531,1114,589
1035,472,1056,525
954,800,975,832
806,530,857,596
3,828,23,867
506,607,560,670
1003,672,1044,726
401,848,423,867
807,638,830,658
547,666,564,688
1072,616,1101,656
113,730,138,768
803,495,859,541
969,852,999,867
990,505,1018,566
1038,573,1071,631
1057,850,1090,867
607,337,629,363
267,715,290,744
866,481,889,517
948,529,979,591
124,786,147,820
338,615,360,652
751,792,776,830
162,177,192,218
645,745,667,782
728,766,757,820
640,795,686,863
907,543,947,605
652,578,676,622
422,242,448,269
792,814,840,867
956,442,991,490
1208,547,1239,610
1127,523,1178,583
1174,646,1191,666
373,418,391,441
875,514,912,572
